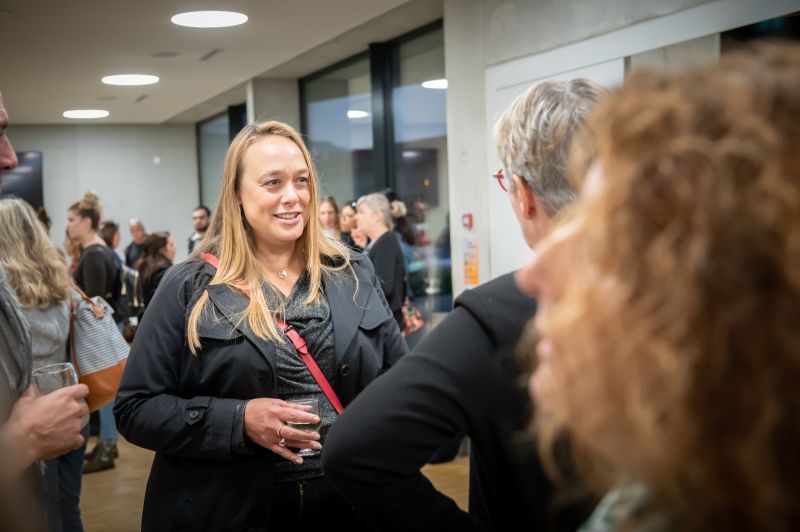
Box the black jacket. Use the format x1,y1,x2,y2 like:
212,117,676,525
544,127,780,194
114,253,407,532
323,273,589,531
73,243,116,300
367,232,406,330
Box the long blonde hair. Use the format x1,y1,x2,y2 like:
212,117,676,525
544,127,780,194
0,198,72,308
187,121,351,353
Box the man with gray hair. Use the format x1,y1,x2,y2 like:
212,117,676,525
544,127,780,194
323,79,603,531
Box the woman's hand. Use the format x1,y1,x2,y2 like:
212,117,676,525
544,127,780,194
243,398,322,463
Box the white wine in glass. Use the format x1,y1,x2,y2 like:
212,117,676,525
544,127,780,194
286,398,321,457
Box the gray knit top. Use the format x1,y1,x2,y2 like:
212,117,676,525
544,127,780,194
267,271,337,482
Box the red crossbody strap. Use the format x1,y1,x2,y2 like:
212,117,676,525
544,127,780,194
199,253,343,414
276,319,344,414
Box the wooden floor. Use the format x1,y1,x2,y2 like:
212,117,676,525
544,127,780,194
81,436,469,531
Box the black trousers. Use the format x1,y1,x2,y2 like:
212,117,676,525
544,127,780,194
270,476,371,530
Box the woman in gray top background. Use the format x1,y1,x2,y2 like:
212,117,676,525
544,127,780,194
0,197,89,532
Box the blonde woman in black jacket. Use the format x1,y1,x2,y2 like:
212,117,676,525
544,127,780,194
115,121,407,532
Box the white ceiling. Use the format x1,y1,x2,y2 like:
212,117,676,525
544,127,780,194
0,0,427,125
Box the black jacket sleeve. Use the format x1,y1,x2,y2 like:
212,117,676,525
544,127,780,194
114,262,248,460
323,304,502,530
323,273,541,532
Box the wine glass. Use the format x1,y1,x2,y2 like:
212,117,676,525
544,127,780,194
32,362,78,395
287,398,321,457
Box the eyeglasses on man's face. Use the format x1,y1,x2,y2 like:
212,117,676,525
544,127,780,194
493,168,508,192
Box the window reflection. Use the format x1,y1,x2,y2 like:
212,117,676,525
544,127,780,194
303,58,374,203
392,28,452,342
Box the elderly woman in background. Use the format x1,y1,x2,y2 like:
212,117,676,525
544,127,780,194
0,198,89,532
115,120,406,532
520,43,800,532
356,193,407,332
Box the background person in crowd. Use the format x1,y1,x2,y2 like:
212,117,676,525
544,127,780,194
99,220,124,308
338,200,358,249
319,196,341,240
66,192,120,474
188,205,210,253
0,198,89,532
324,79,603,531
136,231,176,307
124,218,147,268
520,43,800,532
81,219,125,474
99,221,122,259
350,226,368,250
356,193,406,332
36,206,52,234
115,120,407,532
0,89,89,529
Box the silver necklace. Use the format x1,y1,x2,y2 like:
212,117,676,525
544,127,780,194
278,269,288,279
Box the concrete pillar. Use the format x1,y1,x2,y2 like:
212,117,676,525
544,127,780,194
246,79,301,129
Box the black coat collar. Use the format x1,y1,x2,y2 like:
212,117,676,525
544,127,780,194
203,258,374,365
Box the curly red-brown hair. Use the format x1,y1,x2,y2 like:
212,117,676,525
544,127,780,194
535,42,800,532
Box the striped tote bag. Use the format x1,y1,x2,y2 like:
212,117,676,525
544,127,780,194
69,286,129,411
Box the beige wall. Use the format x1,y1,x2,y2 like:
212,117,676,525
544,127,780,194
628,33,720,73
247,79,301,130
12,124,198,262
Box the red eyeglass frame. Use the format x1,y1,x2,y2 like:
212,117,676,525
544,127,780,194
492,168,508,192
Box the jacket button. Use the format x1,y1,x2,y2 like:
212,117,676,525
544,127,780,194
189,410,200,419
339,364,350,376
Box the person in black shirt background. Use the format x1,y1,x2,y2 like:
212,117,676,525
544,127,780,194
67,192,117,302
356,193,406,332
66,192,121,473
124,218,147,268
188,205,210,253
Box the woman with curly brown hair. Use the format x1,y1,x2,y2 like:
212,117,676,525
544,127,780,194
519,43,800,532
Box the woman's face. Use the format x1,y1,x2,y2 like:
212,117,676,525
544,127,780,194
66,209,90,241
238,135,311,250
163,235,176,262
355,202,381,236
340,205,356,232
319,201,337,230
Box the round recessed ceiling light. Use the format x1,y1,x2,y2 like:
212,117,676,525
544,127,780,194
171,11,248,28
421,79,448,90
102,74,160,86
63,110,109,119
347,110,369,119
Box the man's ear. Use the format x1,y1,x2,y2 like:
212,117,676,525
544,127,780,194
511,174,538,220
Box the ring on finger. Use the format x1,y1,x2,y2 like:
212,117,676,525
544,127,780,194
278,438,286,447
276,422,285,439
